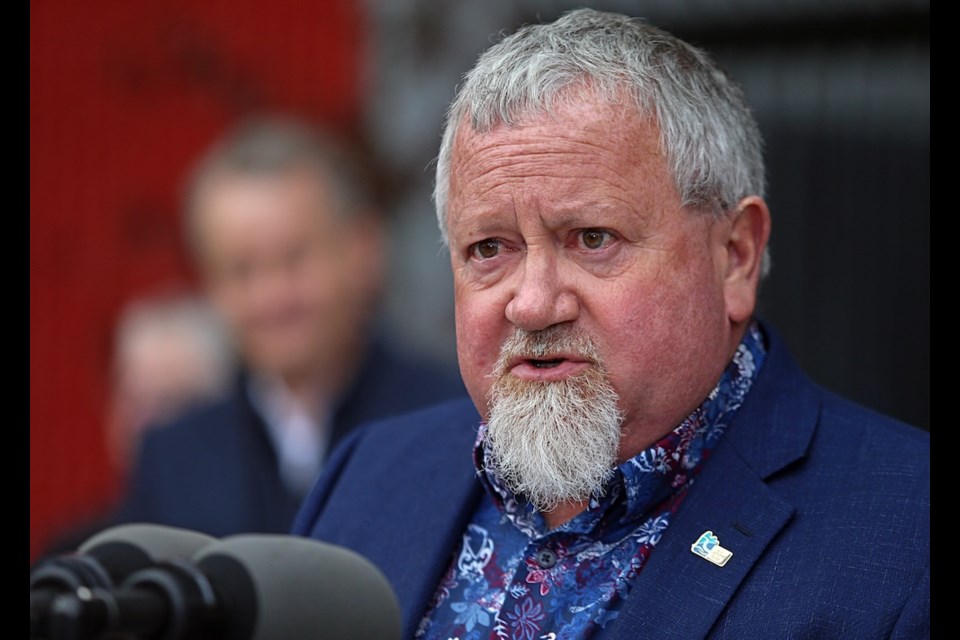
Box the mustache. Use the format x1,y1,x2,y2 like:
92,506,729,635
491,325,603,376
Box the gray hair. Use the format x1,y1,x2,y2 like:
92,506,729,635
434,8,770,277
182,116,374,259
114,292,235,388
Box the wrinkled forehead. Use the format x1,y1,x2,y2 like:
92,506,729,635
457,95,659,158
447,96,668,207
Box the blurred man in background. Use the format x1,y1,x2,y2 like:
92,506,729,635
44,290,235,554
104,291,235,476
107,115,466,538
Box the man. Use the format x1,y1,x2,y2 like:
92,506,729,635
42,290,235,556
293,9,929,639
110,116,466,538
104,291,234,476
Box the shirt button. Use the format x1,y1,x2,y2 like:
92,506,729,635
535,548,557,569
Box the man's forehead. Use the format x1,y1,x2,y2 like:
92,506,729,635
451,97,661,172
447,104,671,215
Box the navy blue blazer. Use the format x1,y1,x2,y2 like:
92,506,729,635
293,324,930,639
110,340,468,538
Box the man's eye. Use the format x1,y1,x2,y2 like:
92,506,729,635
470,239,501,260
580,229,611,250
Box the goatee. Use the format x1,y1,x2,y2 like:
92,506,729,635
484,326,624,513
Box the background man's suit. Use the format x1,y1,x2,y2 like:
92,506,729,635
293,323,929,639
112,340,467,538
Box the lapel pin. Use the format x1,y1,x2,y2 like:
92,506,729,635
691,530,733,567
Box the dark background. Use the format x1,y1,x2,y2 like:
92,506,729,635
31,0,928,561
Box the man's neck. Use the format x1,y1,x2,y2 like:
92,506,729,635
281,336,370,410
543,500,590,529
248,368,329,423
532,319,763,532
278,372,328,415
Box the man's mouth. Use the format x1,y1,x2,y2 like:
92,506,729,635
503,355,593,382
530,358,565,369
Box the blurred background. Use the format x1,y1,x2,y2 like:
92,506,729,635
31,0,929,561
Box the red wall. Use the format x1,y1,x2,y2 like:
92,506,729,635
30,0,368,561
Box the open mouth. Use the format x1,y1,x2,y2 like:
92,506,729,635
530,358,565,369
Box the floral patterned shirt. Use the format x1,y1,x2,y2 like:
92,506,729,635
415,323,767,640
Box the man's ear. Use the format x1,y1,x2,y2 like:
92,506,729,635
722,196,771,324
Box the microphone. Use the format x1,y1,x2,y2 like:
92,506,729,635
37,533,403,640
30,524,217,639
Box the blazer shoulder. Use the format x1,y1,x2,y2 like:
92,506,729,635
131,388,256,463
815,385,929,460
291,396,480,536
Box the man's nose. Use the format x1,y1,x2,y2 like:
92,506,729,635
504,249,579,331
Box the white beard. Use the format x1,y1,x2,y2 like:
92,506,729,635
483,326,624,513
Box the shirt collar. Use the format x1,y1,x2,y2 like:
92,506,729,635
246,373,330,495
474,321,767,537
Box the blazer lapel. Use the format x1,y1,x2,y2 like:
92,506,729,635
308,401,484,640
599,324,820,640
601,442,795,640
381,446,484,639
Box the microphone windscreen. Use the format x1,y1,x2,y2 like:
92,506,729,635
77,523,218,584
32,524,220,639
194,534,402,640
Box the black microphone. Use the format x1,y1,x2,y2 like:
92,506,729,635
30,523,217,639
40,533,403,640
